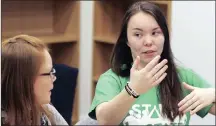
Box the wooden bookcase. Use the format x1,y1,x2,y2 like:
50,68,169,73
2,0,80,125
92,1,172,98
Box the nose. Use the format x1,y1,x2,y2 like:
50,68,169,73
143,35,153,46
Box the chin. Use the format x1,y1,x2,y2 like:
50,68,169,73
141,55,158,62
40,98,50,105
141,58,152,64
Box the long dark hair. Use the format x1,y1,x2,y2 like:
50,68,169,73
110,1,183,121
1,35,50,125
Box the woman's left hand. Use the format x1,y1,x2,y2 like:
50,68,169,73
178,82,215,115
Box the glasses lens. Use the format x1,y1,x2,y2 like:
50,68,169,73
51,68,56,75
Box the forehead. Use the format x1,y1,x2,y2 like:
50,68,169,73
39,50,53,71
128,12,159,30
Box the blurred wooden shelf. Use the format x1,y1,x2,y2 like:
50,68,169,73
39,34,78,44
94,36,116,45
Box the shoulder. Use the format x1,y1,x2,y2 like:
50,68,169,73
98,69,128,87
44,104,58,113
100,69,128,80
176,66,196,86
43,104,68,125
101,69,118,77
177,66,194,75
176,66,196,80
176,65,212,88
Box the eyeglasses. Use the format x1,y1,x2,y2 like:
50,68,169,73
40,68,57,82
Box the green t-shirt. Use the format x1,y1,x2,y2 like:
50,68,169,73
89,67,214,125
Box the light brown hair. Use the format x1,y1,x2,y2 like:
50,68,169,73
1,34,51,125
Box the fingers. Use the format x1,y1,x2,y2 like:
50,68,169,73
190,104,204,115
178,92,195,107
151,64,168,83
152,72,167,86
183,82,195,91
131,56,140,72
142,55,161,72
179,95,198,112
183,99,200,114
149,59,168,77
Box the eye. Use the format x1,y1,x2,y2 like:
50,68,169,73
152,31,161,36
134,33,142,38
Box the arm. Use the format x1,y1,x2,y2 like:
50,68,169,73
96,89,136,125
45,104,68,125
93,56,167,125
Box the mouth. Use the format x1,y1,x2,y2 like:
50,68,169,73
142,50,156,54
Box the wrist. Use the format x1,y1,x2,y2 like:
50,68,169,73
125,82,140,98
127,82,141,95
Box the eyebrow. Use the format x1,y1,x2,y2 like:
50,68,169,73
152,27,160,31
132,28,143,31
132,27,160,31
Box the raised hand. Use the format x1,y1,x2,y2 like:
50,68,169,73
178,82,215,115
129,55,168,95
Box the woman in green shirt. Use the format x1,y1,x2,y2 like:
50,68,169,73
89,1,215,125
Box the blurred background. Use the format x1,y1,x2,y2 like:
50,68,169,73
1,0,215,125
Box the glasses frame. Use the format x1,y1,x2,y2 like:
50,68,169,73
40,68,56,81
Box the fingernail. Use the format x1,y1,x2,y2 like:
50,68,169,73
178,102,181,106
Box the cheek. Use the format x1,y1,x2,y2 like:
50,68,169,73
34,78,50,96
128,37,142,51
34,77,53,104
34,78,43,97
156,36,165,52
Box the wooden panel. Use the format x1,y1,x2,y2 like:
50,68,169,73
2,0,80,42
94,36,117,44
2,0,54,36
49,43,79,68
53,0,80,36
93,43,114,78
94,1,125,40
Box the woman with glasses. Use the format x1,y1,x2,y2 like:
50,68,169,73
1,34,68,125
